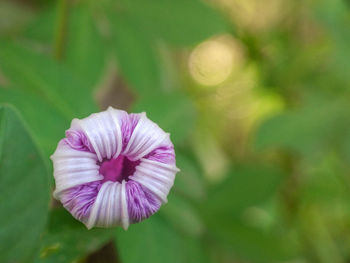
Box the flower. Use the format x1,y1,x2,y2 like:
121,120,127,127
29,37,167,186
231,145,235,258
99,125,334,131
51,107,179,230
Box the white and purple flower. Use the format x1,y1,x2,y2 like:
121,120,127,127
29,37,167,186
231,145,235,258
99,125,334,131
51,107,179,230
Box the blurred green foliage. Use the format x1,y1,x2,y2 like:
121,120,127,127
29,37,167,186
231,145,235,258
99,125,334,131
0,105,49,262
1,0,350,262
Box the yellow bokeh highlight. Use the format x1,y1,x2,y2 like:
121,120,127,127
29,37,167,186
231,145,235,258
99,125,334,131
188,35,244,86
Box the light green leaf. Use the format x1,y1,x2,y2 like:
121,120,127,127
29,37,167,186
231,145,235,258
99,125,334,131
132,91,196,144
119,0,228,45
0,105,50,263
109,14,162,95
38,208,114,263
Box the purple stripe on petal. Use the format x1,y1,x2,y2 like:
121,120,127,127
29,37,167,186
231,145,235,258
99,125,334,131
65,129,94,152
60,181,101,224
126,180,161,223
120,113,141,151
145,145,176,164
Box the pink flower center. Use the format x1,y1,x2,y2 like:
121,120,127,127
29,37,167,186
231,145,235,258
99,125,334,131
99,155,140,183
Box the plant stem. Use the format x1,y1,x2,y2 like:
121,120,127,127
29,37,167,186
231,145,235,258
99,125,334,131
53,0,68,60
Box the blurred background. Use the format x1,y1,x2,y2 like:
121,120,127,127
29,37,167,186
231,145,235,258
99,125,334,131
1,0,350,262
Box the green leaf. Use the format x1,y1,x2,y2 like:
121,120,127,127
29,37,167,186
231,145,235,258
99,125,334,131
204,214,295,263
0,86,68,156
109,14,162,95
173,151,205,201
0,105,50,263
65,5,105,90
300,154,349,205
160,194,204,237
25,4,105,90
255,97,350,156
119,0,228,45
200,164,294,262
0,41,97,119
206,164,284,214
312,0,350,87
38,208,114,263
116,215,207,263
132,91,196,144
116,216,183,263
24,3,56,43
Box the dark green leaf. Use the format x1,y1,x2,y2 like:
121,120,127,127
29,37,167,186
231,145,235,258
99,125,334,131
116,216,183,263
38,208,114,263
204,214,295,263
0,105,50,263
0,86,68,156
25,3,105,90
206,164,284,214
65,5,105,90
116,215,207,263
200,164,293,262
0,41,97,119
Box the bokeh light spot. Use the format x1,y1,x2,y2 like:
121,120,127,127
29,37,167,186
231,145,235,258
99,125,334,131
188,36,244,86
